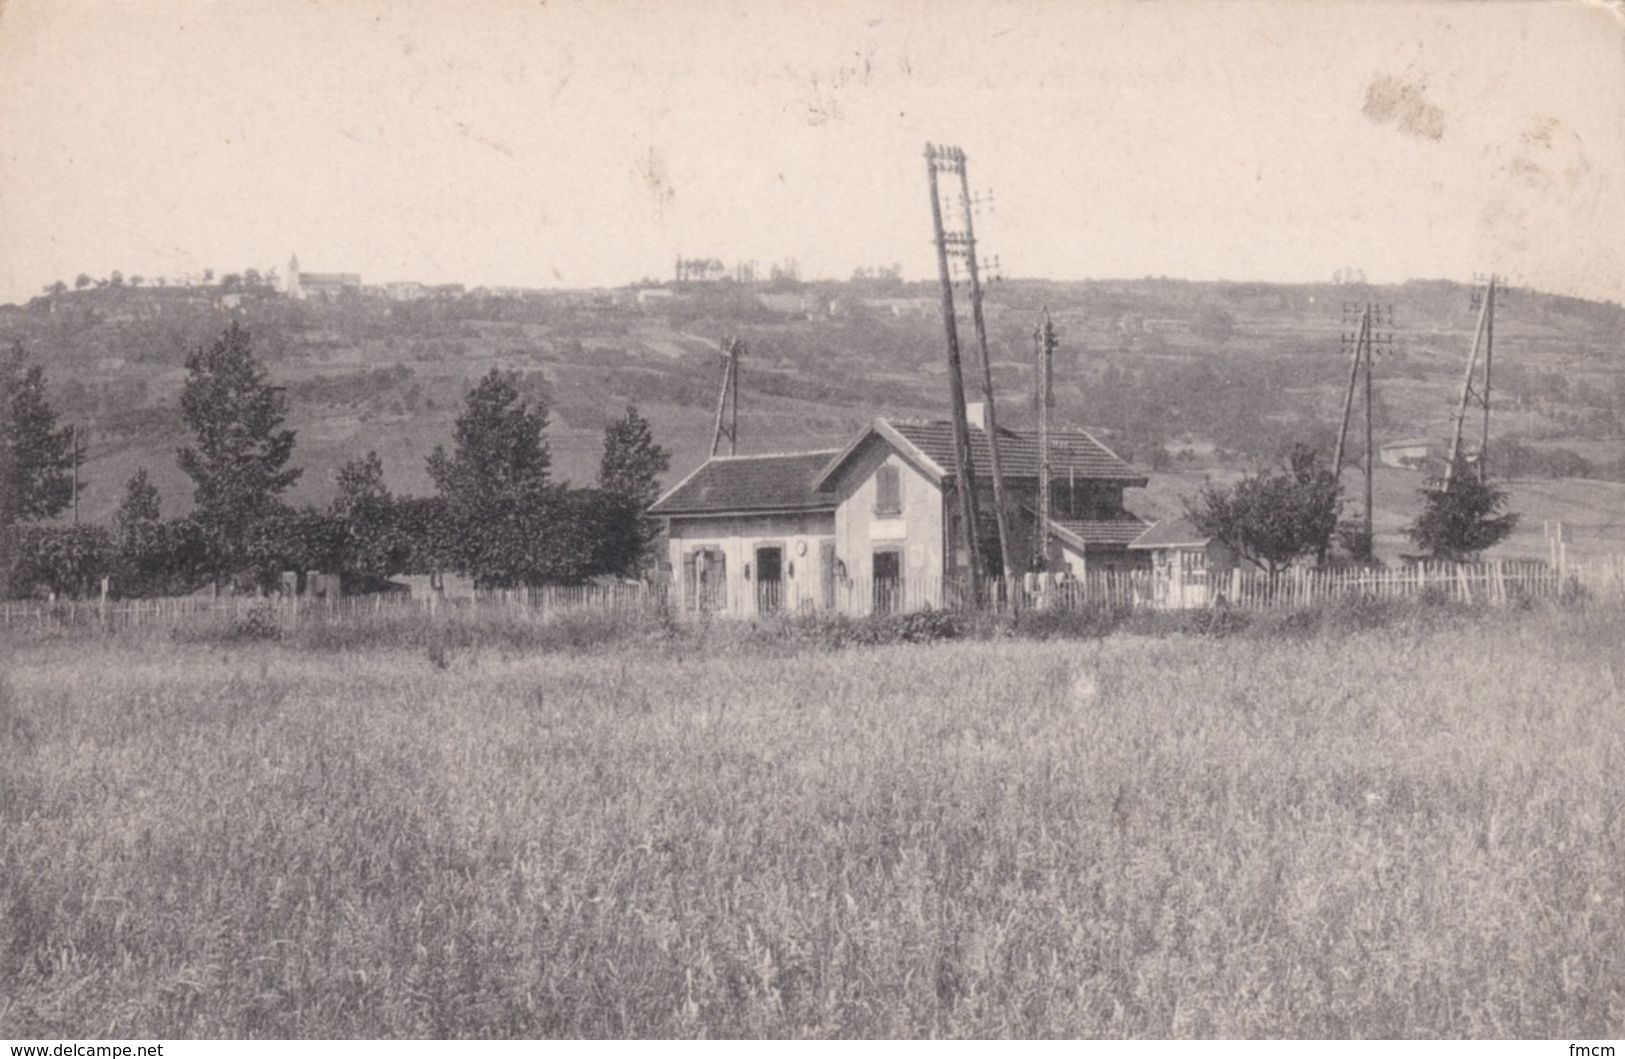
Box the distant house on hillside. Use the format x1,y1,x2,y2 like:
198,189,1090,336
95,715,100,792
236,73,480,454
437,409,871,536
636,288,677,309
864,296,937,319
648,403,1150,616
383,281,427,302
1380,437,1439,469
285,255,360,300
757,292,814,318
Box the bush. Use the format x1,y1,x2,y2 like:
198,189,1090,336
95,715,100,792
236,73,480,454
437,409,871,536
171,603,283,645
1009,604,1129,641
749,607,965,650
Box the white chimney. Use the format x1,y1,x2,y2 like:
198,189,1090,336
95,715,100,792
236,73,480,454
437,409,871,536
964,400,989,433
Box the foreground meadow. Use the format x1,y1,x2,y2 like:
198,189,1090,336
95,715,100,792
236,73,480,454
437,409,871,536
2,606,1622,1038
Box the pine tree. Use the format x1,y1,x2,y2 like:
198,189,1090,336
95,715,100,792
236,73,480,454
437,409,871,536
1408,463,1518,561
176,322,300,577
115,467,162,534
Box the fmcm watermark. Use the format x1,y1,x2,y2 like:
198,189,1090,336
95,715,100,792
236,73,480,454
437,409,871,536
1571,1046,1617,1058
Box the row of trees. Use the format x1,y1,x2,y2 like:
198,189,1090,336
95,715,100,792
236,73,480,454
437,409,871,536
40,268,276,295
2,324,671,599
1187,443,1517,573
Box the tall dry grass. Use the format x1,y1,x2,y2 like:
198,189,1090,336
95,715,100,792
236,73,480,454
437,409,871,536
1,605,1621,1037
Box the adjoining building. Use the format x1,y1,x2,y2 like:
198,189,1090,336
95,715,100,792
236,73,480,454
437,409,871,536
647,404,1149,616
1127,516,1240,609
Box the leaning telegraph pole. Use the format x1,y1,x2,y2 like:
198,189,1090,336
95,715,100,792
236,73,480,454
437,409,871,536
709,337,743,457
925,143,983,600
1445,274,1497,485
949,149,1018,586
1330,300,1393,555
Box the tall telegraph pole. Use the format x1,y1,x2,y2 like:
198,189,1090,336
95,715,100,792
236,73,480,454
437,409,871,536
925,143,983,599
1330,301,1392,554
710,337,742,457
1446,274,1498,485
949,150,1018,584
1034,310,1057,573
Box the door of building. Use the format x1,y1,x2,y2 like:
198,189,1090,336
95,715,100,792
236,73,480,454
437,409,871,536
756,546,783,613
873,549,901,614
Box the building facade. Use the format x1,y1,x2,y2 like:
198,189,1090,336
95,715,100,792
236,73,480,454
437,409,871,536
649,411,1150,616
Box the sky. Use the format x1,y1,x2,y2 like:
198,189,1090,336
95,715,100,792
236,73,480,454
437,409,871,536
1,0,1621,304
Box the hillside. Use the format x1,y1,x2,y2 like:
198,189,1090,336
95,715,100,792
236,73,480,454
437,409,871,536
3,276,1622,560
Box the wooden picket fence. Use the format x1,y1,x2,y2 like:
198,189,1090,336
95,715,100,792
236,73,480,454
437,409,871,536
4,555,1624,632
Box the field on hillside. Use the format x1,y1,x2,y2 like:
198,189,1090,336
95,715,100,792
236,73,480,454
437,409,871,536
3,607,1623,1038
7,277,1621,531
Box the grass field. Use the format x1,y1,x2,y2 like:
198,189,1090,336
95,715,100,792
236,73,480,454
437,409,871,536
2,605,1622,1038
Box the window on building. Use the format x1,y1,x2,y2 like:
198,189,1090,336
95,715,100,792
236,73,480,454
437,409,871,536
684,547,726,611
875,465,902,516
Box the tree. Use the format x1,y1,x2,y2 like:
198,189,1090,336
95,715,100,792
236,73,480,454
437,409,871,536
112,468,167,595
597,405,670,577
599,405,670,509
74,273,92,290
0,365,13,599
242,508,344,590
331,451,403,584
1187,443,1341,574
115,467,162,531
176,322,300,578
3,343,79,521
427,369,554,585
12,524,111,599
1408,465,1518,561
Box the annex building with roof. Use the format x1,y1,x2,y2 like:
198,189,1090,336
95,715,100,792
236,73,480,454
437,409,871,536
647,404,1151,615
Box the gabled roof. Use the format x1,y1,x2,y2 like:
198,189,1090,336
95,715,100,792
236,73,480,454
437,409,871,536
648,450,840,516
1128,516,1213,550
1049,514,1153,550
887,419,1145,483
813,417,1145,490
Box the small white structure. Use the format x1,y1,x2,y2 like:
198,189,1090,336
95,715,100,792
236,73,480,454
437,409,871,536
1380,437,1438,469
1128,516,1240,609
